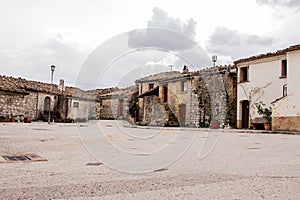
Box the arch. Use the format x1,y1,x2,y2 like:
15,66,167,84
44,96,50,111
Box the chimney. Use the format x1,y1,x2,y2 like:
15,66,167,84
59,79,65,91
182,65,189,74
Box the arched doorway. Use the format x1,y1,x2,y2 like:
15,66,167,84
44,96,50,111
241,100,249,129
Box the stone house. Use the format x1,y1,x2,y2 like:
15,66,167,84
97,86,138,120
234,44,300,131
0,75,99,122
64,87,99,122
0,75,63,121
135,65,236,127
135,67,195,127
194,65,237,128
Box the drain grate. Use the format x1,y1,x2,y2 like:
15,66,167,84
3,156,31,161
0,154,47,163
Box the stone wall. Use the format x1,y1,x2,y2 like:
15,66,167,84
194,67,237,128
99,98,128,120
0,91,27,117
0,91,38,119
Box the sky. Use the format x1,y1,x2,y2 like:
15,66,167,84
1,0,300,89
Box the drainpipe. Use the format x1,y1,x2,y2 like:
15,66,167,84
189,76,193,127
35,93,39,119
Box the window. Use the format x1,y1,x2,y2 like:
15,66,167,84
240,66,249,82
149,83,154,89
73,102,79,108
283,84,287,97
281,59,287,78
181,81,187,92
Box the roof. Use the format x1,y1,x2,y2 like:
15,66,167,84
234,44,300,64
97,86,137,99
0,75,62,94
0,75,112,101
135,71,189,83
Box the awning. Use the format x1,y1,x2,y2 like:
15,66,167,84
138,86,159,98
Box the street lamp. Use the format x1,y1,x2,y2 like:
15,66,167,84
211,55,217,67
48,65,55,124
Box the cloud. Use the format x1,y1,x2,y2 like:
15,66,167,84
0,33,87,85
206,27,274,60
127,7,197,50
148,7,197,39
256,0,300,8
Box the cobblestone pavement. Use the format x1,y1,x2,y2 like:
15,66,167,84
0,121,299,199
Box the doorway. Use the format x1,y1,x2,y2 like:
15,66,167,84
118,99,124,117
241,100,249,129
179,104,186,126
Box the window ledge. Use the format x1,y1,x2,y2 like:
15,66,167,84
279,76,287,79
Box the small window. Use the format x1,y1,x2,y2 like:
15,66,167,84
181,81,187,92
149,83,154,89
283,84,287,97
281,59,287,78
240,66,249,82
73,102,79,108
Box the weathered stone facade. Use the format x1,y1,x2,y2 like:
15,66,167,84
136,65,237,128
1,64,236,127
0,75,109,122
136,69,199,127
0,90,37,119
194,66,237,127
97,86,137,120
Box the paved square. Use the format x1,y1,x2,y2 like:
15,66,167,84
0,121,299,199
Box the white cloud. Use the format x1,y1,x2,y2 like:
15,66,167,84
206,27,275,60
127,7,197,50
256,0,300,8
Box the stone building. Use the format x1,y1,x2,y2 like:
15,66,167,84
0,64,236,127
194,65,237,128
136,67,195,127
135,65,236,127
97,86,138,120
0,75,101,122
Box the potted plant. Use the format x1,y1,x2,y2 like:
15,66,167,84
24,117,32,123
0,115,11,122
255,101,272,130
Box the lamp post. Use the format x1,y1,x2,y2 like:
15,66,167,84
48,65,55,124
211,55,217,67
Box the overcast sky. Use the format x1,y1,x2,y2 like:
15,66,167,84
1,0,300,88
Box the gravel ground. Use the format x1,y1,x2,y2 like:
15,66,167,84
0,121,299,199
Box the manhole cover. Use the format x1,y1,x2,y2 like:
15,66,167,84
0,154,47,163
